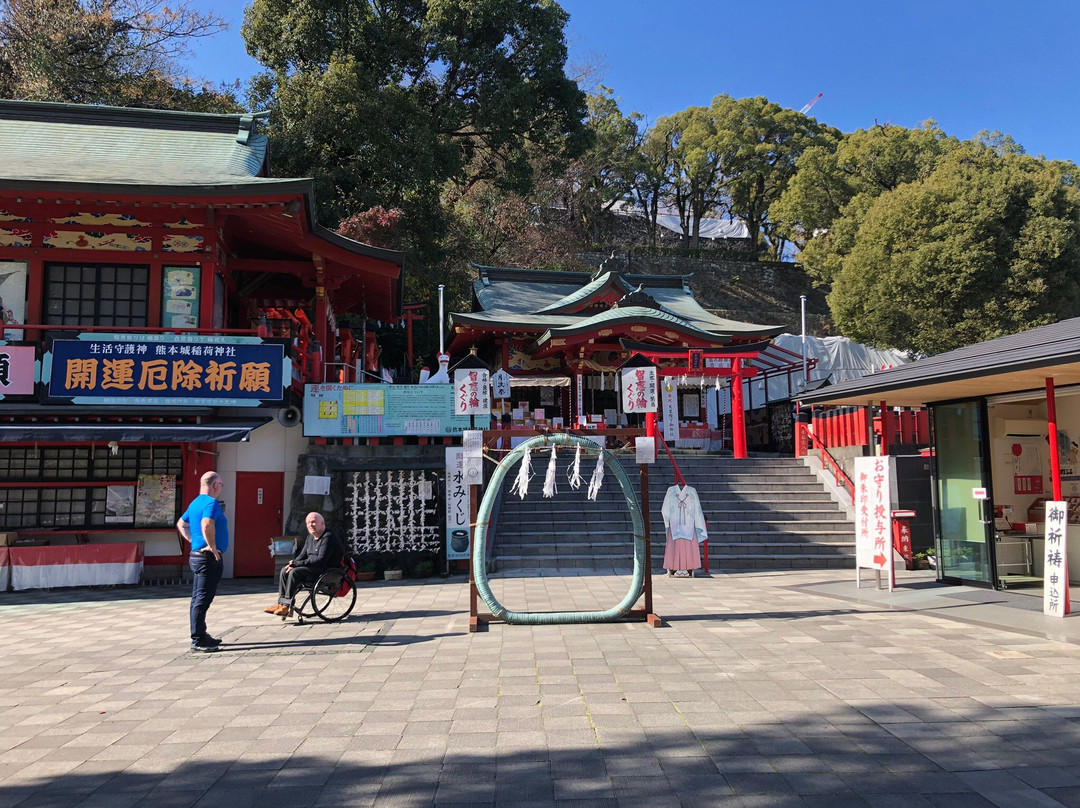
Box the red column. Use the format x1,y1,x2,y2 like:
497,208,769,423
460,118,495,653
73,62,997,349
856,406,869,446
1048,378,1063,501
731,361,747,459
879,401,890,456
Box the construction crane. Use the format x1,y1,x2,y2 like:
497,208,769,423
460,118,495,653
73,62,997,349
799,93,823,115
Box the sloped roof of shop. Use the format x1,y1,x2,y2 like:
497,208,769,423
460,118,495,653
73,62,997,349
460,264,782,341
796,317,1080,407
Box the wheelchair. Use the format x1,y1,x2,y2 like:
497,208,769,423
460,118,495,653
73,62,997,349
286,556,358,624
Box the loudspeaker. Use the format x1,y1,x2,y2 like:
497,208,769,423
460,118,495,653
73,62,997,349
276,406,302,428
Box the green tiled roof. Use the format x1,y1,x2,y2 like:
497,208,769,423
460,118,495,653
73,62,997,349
465,264,783,340
0,100,284,189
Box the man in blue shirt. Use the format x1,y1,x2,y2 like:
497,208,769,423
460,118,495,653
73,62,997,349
177,470,229,652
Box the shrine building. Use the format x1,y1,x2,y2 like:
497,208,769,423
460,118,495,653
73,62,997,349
0,100,404,584
447,264,809,455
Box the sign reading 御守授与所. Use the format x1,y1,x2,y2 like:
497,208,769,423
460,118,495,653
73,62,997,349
43,335,288,406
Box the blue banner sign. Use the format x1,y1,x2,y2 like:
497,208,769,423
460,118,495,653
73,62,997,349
304,383,474,437
44,334,288,406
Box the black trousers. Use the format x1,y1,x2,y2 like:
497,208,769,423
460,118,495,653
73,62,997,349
189,551,223,642
278,564,321,603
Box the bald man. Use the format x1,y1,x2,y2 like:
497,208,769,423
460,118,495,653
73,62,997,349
177,471,229,652
266,512,343,616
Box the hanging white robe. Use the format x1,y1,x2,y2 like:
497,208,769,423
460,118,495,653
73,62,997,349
661,484,706,571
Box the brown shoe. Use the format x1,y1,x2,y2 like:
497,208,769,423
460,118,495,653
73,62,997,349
274,605,290,616
264,604,281,614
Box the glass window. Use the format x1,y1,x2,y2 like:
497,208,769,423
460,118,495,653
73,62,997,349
44,263,150,328
0,446,182,530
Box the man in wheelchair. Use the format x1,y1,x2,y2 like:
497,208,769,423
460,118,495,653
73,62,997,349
265,512,343,617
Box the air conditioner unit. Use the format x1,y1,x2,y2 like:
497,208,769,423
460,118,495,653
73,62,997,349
1003,419,1046,436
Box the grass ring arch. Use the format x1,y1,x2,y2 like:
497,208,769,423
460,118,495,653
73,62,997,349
473,432,647,624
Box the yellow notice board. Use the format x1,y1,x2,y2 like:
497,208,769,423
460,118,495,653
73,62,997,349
343,388,385,416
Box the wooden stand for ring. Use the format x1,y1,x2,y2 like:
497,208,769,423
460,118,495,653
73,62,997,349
469,428,662,631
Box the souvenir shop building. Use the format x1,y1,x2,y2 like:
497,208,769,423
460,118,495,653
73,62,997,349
797,317,1080,593
446,264,809,453
0,100,404,584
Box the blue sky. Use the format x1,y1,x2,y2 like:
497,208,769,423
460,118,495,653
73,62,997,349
185,0,1080,163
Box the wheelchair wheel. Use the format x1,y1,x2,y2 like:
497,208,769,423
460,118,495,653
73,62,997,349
311,569,356,622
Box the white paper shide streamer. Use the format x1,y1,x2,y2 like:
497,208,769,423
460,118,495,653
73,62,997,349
542,445,558,498
586,453,605,501
510,446,532,499
567,444,583,490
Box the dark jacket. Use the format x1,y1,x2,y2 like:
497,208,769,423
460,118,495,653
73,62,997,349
293,529,343,572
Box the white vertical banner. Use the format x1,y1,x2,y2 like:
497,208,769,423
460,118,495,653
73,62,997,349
462,429,484,486
491,368,511,400
454,368,491,415
576,373,584,418
1044,501,1069,617
445,447,470,560
621,366,658,413
854,456,893,583
661,380,680,441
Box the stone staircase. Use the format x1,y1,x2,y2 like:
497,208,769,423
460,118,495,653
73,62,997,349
489,453,855,573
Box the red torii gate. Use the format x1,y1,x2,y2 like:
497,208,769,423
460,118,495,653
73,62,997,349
620,340,815,459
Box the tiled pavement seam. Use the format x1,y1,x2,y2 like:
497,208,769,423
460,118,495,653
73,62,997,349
1,572,1080,806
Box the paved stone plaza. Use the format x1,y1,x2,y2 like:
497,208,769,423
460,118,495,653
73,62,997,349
4,570,1080,807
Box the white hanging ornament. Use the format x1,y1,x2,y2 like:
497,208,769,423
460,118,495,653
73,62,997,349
567,444,583,490
586,454,605,501
542,445,558,498
510,447,533,499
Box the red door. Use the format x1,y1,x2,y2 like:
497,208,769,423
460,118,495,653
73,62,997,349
232,471,284,577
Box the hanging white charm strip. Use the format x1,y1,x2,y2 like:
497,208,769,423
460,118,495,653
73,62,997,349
542,445,558,498
567,444,583,489
587,453,605,501
510,446,532,499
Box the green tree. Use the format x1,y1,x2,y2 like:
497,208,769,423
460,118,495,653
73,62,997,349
559,87,642,245
657,105,725,249
0,0,239,111
828,142,1080,354
709,95,838,258
774,122,953,259
630,117,677,250
243,0,589,227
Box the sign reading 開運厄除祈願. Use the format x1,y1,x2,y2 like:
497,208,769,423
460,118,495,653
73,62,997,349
44,335,288,406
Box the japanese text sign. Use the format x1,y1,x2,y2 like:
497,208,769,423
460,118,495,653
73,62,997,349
854,456,893,575
1044,500,1069,617
454,368,491,416
620,366,658,413
492,368,511,400
0,345,35,396
45,335,287,406
445,447,470,560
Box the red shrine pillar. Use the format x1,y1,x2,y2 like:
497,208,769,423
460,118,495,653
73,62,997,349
731,359,747,459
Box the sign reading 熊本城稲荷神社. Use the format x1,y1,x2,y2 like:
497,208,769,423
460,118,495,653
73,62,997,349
43,334,288,406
